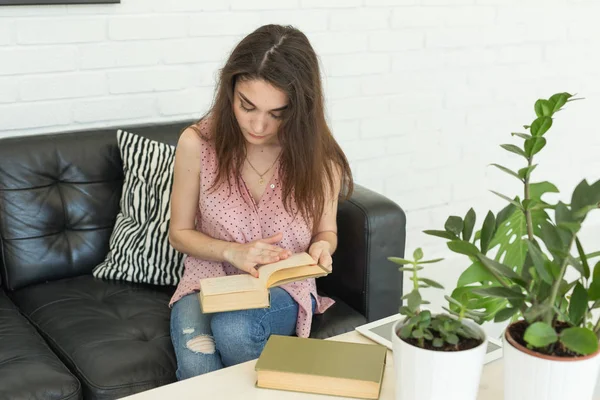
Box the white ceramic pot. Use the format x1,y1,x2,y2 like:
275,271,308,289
391,317,487,400
504,324,600,400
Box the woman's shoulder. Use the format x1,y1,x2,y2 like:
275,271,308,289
186,115,215,142
177,116,217,160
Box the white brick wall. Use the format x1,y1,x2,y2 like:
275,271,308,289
2,0,600,333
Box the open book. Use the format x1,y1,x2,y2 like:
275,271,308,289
198,252,330,313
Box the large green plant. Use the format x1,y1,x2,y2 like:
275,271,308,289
425,92,600,356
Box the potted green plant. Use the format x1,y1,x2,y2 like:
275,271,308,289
389,248,488,400
423,92,600,400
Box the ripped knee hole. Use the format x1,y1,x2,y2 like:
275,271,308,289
186,335,216,354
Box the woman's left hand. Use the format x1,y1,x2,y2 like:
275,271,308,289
308,240,333,272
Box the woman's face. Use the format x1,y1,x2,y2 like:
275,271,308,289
233,78,288,147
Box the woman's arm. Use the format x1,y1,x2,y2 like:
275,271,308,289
168,128,290,277
308,165,343,270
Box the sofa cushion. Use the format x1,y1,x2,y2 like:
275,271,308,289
0,290,81,400
10,275,176,400
92,129,185,286
309,294,367,339
0,120,192,291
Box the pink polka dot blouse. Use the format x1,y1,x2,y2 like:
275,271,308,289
169,117,335,338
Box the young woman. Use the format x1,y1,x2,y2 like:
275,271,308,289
168,24,353,380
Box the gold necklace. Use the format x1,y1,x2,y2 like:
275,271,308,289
246,153,280,185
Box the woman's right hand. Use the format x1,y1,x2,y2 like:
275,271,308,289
223,232,291,277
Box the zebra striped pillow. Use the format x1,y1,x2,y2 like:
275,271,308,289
92,129,185,286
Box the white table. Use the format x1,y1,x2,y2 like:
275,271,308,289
119,329,507,400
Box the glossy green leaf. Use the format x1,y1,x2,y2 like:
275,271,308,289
512,132,532,140
488,201,552,274
463,208,476,242
406,290,422,311
569,283,588,326
539,221,568,256
555,202,575,225
527,241,553,284
419,258,445,264
446,334,459,345
419,278,444,289
388,257,412,265
575,237,590,279
549,92,572,112
530,181,560,200
518,165,538,180
476,253,527,287
560,327,599,355
399,324,413,338
571,179,600,219
530,116,553,136
500,144,527,158
490,191,523,209
535,99,553,117
480,211,496,254
471,286,525,301
423,230,458,241
413,248,424,261
412,329,424,339
495,202,516,230
491,164,522,180
448,240,480,257
432,338,444,347
531,137,547,156
524,322,558,347
445,216,464,237
494,307,519,322
457,261,497,286
588,262,600,301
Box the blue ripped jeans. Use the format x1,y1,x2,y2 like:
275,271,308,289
170,287,316,380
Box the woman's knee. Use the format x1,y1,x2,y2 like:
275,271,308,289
211,310,267,364
174,332,222,379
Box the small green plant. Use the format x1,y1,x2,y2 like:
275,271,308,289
424,92,600,357
389,248,483,350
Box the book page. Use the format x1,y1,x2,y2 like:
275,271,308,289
258,252,317,285
200,274,263,296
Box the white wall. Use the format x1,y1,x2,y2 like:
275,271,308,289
2,0,600,337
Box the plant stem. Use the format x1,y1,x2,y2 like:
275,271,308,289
593,318,600,339
524,157,535,242
411,261,420,313
544,234,577,325
412,262,419,291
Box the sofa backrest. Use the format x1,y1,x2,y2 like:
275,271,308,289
0,120,193,291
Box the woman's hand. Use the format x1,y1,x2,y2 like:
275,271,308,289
308,240,333,272
224,232,291,277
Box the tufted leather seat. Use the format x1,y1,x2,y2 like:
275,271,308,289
0,120,406,399
0,288,81,400
10,276,176,399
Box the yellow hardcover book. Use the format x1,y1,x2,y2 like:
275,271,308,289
255,335,387,399
198,252,330,313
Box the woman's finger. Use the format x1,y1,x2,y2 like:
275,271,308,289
318,253,332,270
258,254,281,265
247,265,259,278
309,247,322,263
257,242,291,257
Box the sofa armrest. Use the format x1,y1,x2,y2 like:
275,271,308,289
316,184,406,322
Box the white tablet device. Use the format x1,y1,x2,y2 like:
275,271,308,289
355,314,503,364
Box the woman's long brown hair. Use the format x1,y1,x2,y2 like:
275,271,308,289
193,24,353,233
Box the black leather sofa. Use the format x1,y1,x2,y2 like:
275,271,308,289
0,120,406,400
